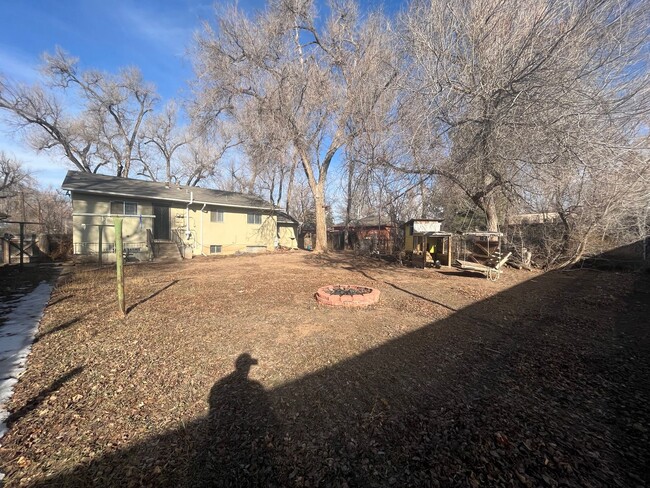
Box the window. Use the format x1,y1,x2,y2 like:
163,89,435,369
110,201,137,215
247,213,262,225
210,210,224,223
210,245,222,254
125,202,138,215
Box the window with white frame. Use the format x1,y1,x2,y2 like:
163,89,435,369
210,245,222,254
210,210,224,222
247,213,262,225
110,201,138,215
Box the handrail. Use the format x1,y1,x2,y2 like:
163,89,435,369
73,242,147,255
170,228,186,259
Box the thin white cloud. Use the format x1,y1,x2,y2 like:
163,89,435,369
116,5,195,57
0,46,40,82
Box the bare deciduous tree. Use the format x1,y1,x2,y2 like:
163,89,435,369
1,48,158,177
177,130,239,187
193,0,399,251
0,78,105,173
397,0,649,239
0,152,30,198
43,48,158,177
139,100,189,183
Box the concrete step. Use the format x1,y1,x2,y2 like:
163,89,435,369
154,243,182,262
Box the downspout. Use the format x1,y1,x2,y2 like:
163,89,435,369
200,203,207,256
185,191,194,239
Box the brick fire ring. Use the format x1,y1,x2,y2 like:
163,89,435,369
315,285,380,307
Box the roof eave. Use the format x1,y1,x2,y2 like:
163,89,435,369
64,187,272,212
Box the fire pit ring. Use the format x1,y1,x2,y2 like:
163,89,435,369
315,284,380,307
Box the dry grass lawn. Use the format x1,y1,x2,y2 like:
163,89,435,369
1,251,648,487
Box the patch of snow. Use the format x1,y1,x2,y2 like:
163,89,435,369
0,281,54,438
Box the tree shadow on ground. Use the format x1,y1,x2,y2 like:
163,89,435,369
307,251,399,273
438,269,490,279
45,294,73,308
34,315,88,343
6,366,83,428
384,281,458,312
20,268,650,487
127,280,180,313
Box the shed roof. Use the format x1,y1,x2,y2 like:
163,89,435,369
62,171,274,211
402,218,444,227
276,211,299,224
412,231,453,237
463,231,503,237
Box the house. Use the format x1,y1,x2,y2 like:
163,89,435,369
403,218,453,266
62,171,299,262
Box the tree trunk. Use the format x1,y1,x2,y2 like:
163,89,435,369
313,184,328,252
485,197,499,233
473,194,500,233
344,159,356,250
285,157,297,214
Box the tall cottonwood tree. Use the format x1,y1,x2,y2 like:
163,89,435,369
0,77,105,173
0,48,158,177
397,0,650,233
193,0,399,251
177,130,240,187
139,100,188,183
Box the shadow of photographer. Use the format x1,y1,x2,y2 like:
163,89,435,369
194,353,279,487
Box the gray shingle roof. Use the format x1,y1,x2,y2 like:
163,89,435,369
276,211,299,224
62,171,276,211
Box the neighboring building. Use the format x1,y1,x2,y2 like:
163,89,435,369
328,215,400,252
403,218,453,266
62,171,298,262
276,211,300,249
509,212,560,225
298,222,316,251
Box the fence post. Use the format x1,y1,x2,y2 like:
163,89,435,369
2,238,9,264
114,218,126,316
19,222,24,269
98,225,103,267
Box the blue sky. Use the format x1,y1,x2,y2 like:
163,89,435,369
0,0,405,189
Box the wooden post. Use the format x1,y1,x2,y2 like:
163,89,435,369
114,218,126,316
2,238,9,264
447,236,452,267
19,222,24,269
98,225,103,267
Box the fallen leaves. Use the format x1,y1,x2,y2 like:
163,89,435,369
0,255,648,487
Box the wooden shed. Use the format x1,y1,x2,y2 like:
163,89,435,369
403,219,452,267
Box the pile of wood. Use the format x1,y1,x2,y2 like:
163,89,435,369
506,247,534,270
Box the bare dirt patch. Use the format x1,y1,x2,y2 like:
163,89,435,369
0,252,648,487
